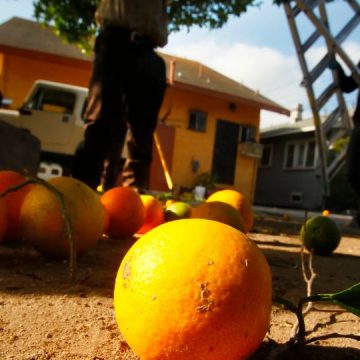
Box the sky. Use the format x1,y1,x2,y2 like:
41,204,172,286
1,0,360,128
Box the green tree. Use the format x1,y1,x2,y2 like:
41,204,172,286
33,0,261,52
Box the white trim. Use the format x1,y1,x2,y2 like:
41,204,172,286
283,139,318,170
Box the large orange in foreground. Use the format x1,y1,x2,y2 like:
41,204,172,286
136,194,164,235
114,219,272,360
101,187,145,239
19,176,106,258
207,189,254,233
0,170,32,241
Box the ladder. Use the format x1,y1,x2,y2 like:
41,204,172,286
283,0,360,196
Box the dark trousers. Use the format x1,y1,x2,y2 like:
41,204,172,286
72,26,167,190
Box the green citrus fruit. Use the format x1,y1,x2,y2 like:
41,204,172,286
164,201,191,221
300,215,341,256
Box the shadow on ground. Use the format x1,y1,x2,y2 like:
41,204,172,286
251,342,360,360
0,236,136,297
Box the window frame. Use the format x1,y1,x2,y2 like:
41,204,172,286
238,124,257,143
259,144,273,168
27,87,76,114
188,109,207,132
283,139,318,170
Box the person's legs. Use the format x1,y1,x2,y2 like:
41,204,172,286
72,28,128,190
120,47,167,190
72,32,108,189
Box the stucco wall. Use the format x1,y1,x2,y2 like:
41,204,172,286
163,87,260,201
0,49,90,107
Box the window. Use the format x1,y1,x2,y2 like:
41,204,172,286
260,144,273,167
290,192,303,204
284,140,317,169
188,110,207,132
239,125,256,143
27,87,76,114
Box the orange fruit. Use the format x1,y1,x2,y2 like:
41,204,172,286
322,209,330,217
19,176,106,258
0,198,8,243
0,170,32,241
137,195,164,235
207,189,254,232
190,201,245,232
114,219,272,360
100,187,145,239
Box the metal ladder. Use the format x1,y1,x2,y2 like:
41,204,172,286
283,0,360,196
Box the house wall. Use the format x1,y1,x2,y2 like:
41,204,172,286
163,87,260,201
254,133,323,210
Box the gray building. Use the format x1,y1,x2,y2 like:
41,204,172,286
255,115,325,210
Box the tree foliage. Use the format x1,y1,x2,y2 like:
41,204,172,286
33,0,262,52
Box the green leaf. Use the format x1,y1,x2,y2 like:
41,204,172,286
33,0,259,51
315,282,360,317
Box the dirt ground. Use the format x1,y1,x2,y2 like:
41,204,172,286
0,215,359,360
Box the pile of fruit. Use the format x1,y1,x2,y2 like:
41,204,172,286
0,170,256,251
0,170,274,359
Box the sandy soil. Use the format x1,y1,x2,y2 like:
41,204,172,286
0,217,359,360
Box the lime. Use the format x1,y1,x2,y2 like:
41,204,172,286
300,215,341,256
164,201,191,221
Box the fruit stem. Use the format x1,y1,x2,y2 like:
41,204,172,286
0,177,77,282
0,179,34,198
272,295,306,343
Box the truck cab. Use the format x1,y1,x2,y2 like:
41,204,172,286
0,80,88,174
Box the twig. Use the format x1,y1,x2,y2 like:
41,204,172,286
301,248,317,312
272,295,306,344
267,331,360,359
302,332,360,345
290,222,317,339
0,178,34,198
0,177,76,281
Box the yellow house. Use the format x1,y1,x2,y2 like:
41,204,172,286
0,17,289,201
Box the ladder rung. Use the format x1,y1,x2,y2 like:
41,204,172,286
307,53,332,85
289,0,323,18
348,0,360,13
323,106,342,134
289,4,301,17
306,0,324,11
335,15,360,44
316,82,337,110
328,128,348,146
327,148,346,181
302,29,321,53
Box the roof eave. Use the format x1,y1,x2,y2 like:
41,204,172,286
0,44,91,69
169,80,290,115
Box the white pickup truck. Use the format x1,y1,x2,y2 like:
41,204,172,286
0,80,88,176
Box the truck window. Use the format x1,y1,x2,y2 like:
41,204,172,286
27,87,76,114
